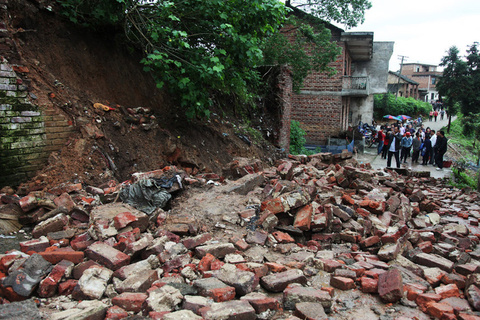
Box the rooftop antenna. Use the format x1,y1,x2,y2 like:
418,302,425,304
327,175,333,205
396,55,408,100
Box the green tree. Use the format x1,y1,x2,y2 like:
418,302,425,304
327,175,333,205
285,0,372,28
58,0,371,118
436,46,468,133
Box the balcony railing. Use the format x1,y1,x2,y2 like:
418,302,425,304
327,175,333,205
342,76,369,96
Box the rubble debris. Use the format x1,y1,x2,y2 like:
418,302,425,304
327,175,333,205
1,155,480,319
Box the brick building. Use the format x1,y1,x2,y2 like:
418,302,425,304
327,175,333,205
279,8,393,147
387,71,419,99
400,63,442,103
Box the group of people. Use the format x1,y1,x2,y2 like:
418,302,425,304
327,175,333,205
428,109,446,122
375,122,448,170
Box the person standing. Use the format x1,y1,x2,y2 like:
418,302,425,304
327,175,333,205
429,129,436,165
382,131,389,159
440,109,445,120
434,110,438,122
400,132,413,163
411,131,422,164
386,126,402,168
377,127,385,155
429,110,433,121
434,130,448,171
421,134,432,165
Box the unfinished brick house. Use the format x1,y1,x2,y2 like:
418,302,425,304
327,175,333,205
278,8,393,148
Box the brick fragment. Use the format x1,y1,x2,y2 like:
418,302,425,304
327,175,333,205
378,268,403,303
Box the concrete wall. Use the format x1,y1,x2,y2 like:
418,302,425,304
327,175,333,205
350,42,394,125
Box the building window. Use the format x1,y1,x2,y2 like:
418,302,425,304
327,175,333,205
415,67,419,72
432,77,436,85
431,93,435,100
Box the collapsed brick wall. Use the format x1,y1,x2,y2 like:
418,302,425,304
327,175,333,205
0,3,74,188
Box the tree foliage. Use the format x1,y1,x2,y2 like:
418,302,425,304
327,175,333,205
373,93,431,119
285,0,372,28
57,0,370,118
262,17,341,91
437,43,480,117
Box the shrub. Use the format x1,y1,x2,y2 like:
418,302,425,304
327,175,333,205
290,120,307,155
374,93,431,120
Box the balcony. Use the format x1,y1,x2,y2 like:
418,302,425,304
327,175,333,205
342,76,369,97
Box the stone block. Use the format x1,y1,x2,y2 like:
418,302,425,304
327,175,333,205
294,302,328,320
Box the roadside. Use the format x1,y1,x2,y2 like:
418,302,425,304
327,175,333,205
354,115,457,180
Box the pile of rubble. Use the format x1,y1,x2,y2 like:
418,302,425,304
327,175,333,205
1,151,480,320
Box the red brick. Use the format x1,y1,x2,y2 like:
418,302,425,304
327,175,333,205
198,253,215,272
272,231,295,243
85,242,131,271
261,198,285,214
294,204,312,231
112,292,148,312
38,248,84,264
417,241,433,253
265,262,287,273
426,302,455,319
330,276,355,290
113,211,138,230
38,260,74,297
359,236,380,248
19,237,50,253
416,293,442,312
208,286,236,302
58,279,78,296
360,276,378,293
378,269,403,303
404,283,427,301
435,284,461,299
105,305,129,320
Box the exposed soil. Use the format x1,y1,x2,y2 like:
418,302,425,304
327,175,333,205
6,0,285,194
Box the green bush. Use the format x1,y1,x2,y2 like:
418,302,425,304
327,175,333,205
373,93,431,120
450,166,478,189
290,120,307,155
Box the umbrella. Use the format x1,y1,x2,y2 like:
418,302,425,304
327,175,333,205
397,115,411,120
383,115,401,120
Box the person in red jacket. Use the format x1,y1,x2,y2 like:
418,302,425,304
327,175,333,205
377,128,385,155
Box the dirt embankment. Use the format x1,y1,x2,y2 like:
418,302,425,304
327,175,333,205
5,0,284,193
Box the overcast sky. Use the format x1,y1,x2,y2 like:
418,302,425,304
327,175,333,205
348,0,480,72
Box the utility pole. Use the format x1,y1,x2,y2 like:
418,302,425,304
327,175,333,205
395,55,408,99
